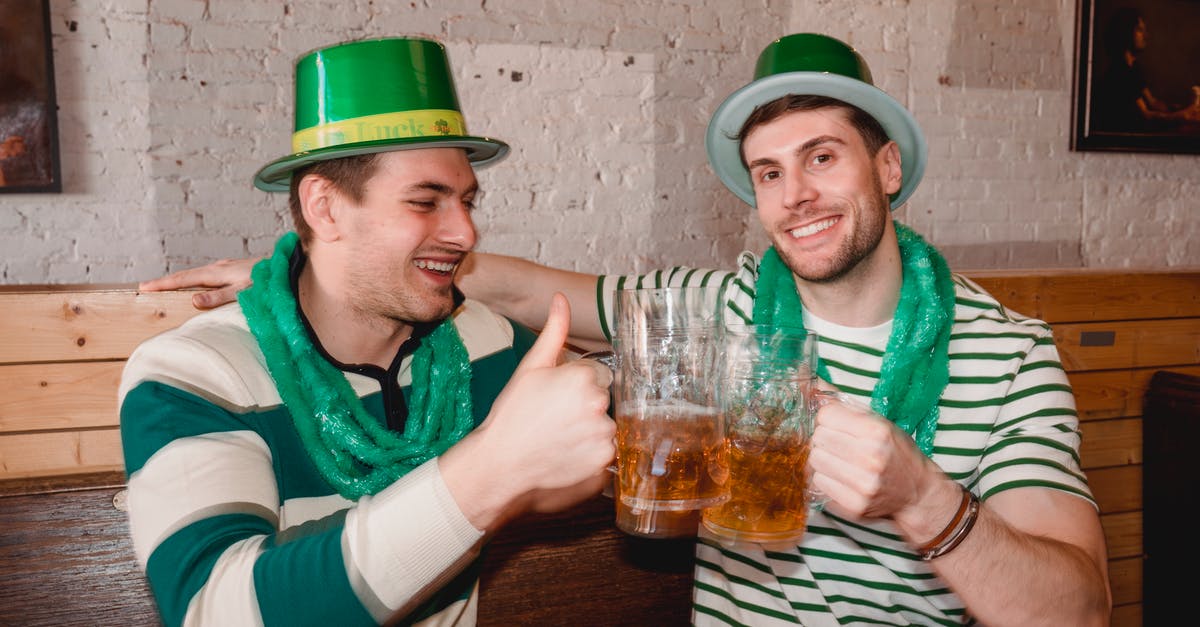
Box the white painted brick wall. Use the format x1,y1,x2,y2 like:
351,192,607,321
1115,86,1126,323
0,0,1196,284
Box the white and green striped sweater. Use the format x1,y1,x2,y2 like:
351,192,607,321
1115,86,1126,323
597,251,1093,626
118,300,535,626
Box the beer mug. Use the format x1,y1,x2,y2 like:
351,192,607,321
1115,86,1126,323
701,324,823,546
610,286,727,539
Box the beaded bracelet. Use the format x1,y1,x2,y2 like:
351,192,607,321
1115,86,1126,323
917,485,980,561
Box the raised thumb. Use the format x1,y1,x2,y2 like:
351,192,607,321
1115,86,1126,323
513,292,571,374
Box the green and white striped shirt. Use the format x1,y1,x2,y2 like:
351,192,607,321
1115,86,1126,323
598,251,1092,626
119,300,535,626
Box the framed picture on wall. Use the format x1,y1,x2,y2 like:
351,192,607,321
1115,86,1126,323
1071,0,1200,154
0,0,61,192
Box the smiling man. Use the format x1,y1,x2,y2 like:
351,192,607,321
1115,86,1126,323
118,38,615,627
461,33,1113,626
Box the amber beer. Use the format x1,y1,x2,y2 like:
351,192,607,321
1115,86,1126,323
609,286,725,538
701,321,821,545
615,401,729,513
613,486,703,539
701,434,812,544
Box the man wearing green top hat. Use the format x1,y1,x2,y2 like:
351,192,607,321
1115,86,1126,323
145,33,1112,625
119,37,617,626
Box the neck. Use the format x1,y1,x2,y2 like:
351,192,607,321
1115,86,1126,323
794,221,903,327
298,248,413,369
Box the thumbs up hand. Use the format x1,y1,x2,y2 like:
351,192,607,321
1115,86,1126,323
438,293,616,530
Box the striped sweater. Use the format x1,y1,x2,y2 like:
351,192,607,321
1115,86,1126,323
598,252,1093,626
118,300,535,626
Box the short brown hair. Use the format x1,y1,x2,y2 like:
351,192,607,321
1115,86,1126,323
287,153,384,245
736,95,890,166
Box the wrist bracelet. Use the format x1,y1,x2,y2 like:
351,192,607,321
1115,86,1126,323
916,485,970,554
917,485,980,561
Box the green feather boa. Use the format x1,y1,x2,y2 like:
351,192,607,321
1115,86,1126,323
238,232,475,499
750,221,955,456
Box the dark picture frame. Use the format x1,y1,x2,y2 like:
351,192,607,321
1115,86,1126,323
1071,0,1200,154
0,0,61,192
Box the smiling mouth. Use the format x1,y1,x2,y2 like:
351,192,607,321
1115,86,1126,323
789,217,838,239
413,259,457,274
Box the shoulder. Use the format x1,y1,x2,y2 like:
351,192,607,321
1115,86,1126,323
946,274,1062,371
454,299,526,361
119,302,274,408
950,273,1052,333
734,250,762,272
717,251,762,325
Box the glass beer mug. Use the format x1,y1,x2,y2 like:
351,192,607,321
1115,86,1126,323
701,324,824,546
608,286,727,539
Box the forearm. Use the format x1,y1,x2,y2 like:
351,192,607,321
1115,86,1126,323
896,481,1110,626
928,335,1111,625
130,451,482,626
932,504,1109,625
339,461,485,621
456,252,605,341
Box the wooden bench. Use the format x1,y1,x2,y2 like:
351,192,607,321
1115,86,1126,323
2,270,1198,626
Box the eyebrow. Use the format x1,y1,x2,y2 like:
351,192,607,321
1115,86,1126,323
746,134,846,169
405,180,479,196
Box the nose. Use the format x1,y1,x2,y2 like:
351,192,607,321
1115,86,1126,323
782,168,818,210
438,201,477,250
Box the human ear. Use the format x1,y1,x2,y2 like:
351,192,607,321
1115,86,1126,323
297,174,341,243
879,142,903,196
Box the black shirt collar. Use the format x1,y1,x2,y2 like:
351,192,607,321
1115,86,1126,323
286,245,466,431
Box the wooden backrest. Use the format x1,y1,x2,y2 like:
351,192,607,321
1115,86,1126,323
0,285,198,480
966,269,1200,627
1,270,1197,626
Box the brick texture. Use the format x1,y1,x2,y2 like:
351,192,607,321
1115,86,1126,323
1,0,1195,284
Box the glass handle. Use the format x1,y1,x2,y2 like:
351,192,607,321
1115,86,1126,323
582,349,619,476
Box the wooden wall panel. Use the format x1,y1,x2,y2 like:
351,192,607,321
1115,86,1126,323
1067,367,1200,420
0,361,125,433
1035,272,1200,323
1100,511,1142,560
1054,319,1200,372
1086,465,1142,514
1110,603,1142,627
0,428,123,480
1080,418,1141,469
0,287,197,364
1109,556,1143,605
967,270,1200,323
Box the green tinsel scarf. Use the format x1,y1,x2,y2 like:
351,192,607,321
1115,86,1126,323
238,232,475,499
750,221,956,456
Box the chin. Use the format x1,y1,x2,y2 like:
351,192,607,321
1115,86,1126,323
774,245,859,285
406,297,457,325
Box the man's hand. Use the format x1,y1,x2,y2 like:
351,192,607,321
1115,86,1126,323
808,392,940,521
439,293,616,529
139,257,261,309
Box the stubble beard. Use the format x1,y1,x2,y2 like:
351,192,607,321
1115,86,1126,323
772,175,890,285
346,264,457,327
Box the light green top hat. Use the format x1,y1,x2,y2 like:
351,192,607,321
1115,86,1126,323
253,37,509,192
705,33,927,210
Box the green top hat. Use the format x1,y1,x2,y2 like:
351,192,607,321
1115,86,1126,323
705,33,927,210
253,37,509,192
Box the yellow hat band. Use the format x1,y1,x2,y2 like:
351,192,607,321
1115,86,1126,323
291,109,467,153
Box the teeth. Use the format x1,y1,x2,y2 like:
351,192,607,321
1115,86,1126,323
790,218,837,239
414,259,456,272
